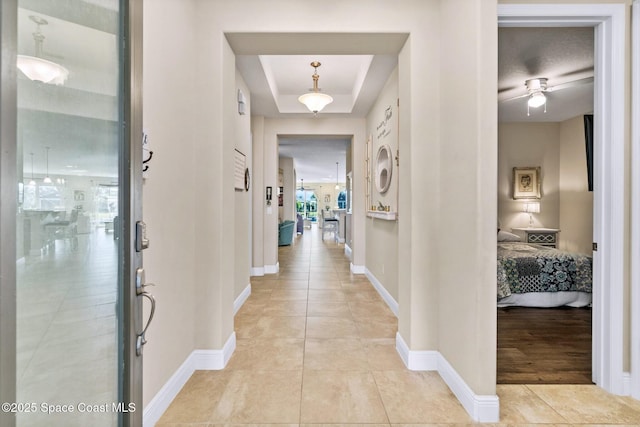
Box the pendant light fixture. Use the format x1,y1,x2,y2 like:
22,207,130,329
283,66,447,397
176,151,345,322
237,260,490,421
43,146,52,184
335,162,340,190
17,16,69,85
28,152,36,186
298,61,333,115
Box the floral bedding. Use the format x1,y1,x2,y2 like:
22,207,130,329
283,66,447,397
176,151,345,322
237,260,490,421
497,243,592,300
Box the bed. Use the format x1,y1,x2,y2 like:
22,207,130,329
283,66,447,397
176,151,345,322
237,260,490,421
497,235,592,308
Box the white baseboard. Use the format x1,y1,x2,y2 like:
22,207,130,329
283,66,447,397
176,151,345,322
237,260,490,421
365,268,399,317
344,244,352,260
623,371,632,396
192,332,236,369
350,263,365,274
143,332,236,427
264,262,279,274
250,267,264,276
234,283,251,315
395,332,438,370
142,350,196,427
395,332,500,423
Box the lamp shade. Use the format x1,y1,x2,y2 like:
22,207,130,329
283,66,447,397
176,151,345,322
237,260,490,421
528,92,546,108
298,92,333,113
17,55,68,85
523,202,540,213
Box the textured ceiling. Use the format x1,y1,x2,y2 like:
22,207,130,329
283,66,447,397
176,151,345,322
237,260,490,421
498,27,594,122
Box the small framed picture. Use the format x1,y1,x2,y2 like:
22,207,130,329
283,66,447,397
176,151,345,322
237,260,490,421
512,166,540,199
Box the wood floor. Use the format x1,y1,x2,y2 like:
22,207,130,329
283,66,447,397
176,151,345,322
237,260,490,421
497,306,592,384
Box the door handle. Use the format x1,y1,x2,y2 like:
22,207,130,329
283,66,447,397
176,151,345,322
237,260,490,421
135,268,156,356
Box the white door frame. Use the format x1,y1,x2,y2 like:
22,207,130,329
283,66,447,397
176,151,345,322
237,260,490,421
498,4,628,395
631,0,640,400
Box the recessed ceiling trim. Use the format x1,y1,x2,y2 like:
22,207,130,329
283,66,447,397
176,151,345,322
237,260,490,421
226,32,409,55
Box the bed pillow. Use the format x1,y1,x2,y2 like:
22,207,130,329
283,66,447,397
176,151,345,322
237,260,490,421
497,230,522,242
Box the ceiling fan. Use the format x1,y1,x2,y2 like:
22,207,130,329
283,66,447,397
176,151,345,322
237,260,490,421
499,76,594,116
297,179,315,192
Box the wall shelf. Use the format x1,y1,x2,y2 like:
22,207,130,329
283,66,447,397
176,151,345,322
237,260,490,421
367,210,397,221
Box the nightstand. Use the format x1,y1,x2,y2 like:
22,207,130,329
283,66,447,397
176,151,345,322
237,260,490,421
511,227,560,248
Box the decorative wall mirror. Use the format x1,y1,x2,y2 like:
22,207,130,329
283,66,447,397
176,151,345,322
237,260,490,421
375,144,393,193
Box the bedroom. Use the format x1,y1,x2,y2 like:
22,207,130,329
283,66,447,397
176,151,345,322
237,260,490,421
497,26,595,384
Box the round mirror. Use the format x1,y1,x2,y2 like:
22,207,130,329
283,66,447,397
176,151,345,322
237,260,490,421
375,144,393,194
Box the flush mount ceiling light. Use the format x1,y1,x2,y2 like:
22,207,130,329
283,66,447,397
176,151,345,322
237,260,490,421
298,61,333,115
17,15,69,85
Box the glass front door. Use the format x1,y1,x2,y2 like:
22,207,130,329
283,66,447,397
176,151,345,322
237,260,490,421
0,1,143,426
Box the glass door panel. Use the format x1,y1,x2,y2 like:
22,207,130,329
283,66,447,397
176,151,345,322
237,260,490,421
15,1,122,425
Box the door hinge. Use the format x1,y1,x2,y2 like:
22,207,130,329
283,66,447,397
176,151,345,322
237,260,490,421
593,242,598,251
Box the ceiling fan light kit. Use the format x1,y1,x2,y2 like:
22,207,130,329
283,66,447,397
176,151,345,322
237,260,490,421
298,61,333,115
525,77,547,115
17,15,69,85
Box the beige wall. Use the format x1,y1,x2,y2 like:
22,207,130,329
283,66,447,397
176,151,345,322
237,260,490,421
234,71,252,300
143,0,504,407
142,0,198,405
498,122,561,230
278,157,296,222
256,118,367,272
559,116,593,254
437,0,498,394
366,67,400,301
498,119,593,255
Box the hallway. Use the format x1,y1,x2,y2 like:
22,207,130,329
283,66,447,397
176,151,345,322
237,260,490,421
157,226,640,426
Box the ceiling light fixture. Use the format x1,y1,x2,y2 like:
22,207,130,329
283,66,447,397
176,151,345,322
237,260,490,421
17,16,69,85
43,146,52,184
525,78,547,116
28,152,36,186
298,61,333,115
335,162,340,190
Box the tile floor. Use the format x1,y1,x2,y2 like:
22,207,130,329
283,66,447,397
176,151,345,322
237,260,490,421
16,229,118,427
158,225,640,426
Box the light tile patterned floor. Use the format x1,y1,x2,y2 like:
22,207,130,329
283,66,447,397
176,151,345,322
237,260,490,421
157,225,640,426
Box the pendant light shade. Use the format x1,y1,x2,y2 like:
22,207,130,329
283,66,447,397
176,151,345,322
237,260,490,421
298,61,333,114
17,55,69,85
335,162,340,190
17,16,69,85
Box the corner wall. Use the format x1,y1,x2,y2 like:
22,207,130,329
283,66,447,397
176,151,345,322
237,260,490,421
438,0,498,395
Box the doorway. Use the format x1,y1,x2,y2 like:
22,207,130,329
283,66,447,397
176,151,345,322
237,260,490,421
498,4,627,395
0,1,145,426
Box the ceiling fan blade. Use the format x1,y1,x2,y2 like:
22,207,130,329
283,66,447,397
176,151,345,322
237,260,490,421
546,76,594,92
498,92,529,103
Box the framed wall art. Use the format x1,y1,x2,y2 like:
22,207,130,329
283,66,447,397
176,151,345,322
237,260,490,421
512,166,541,199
